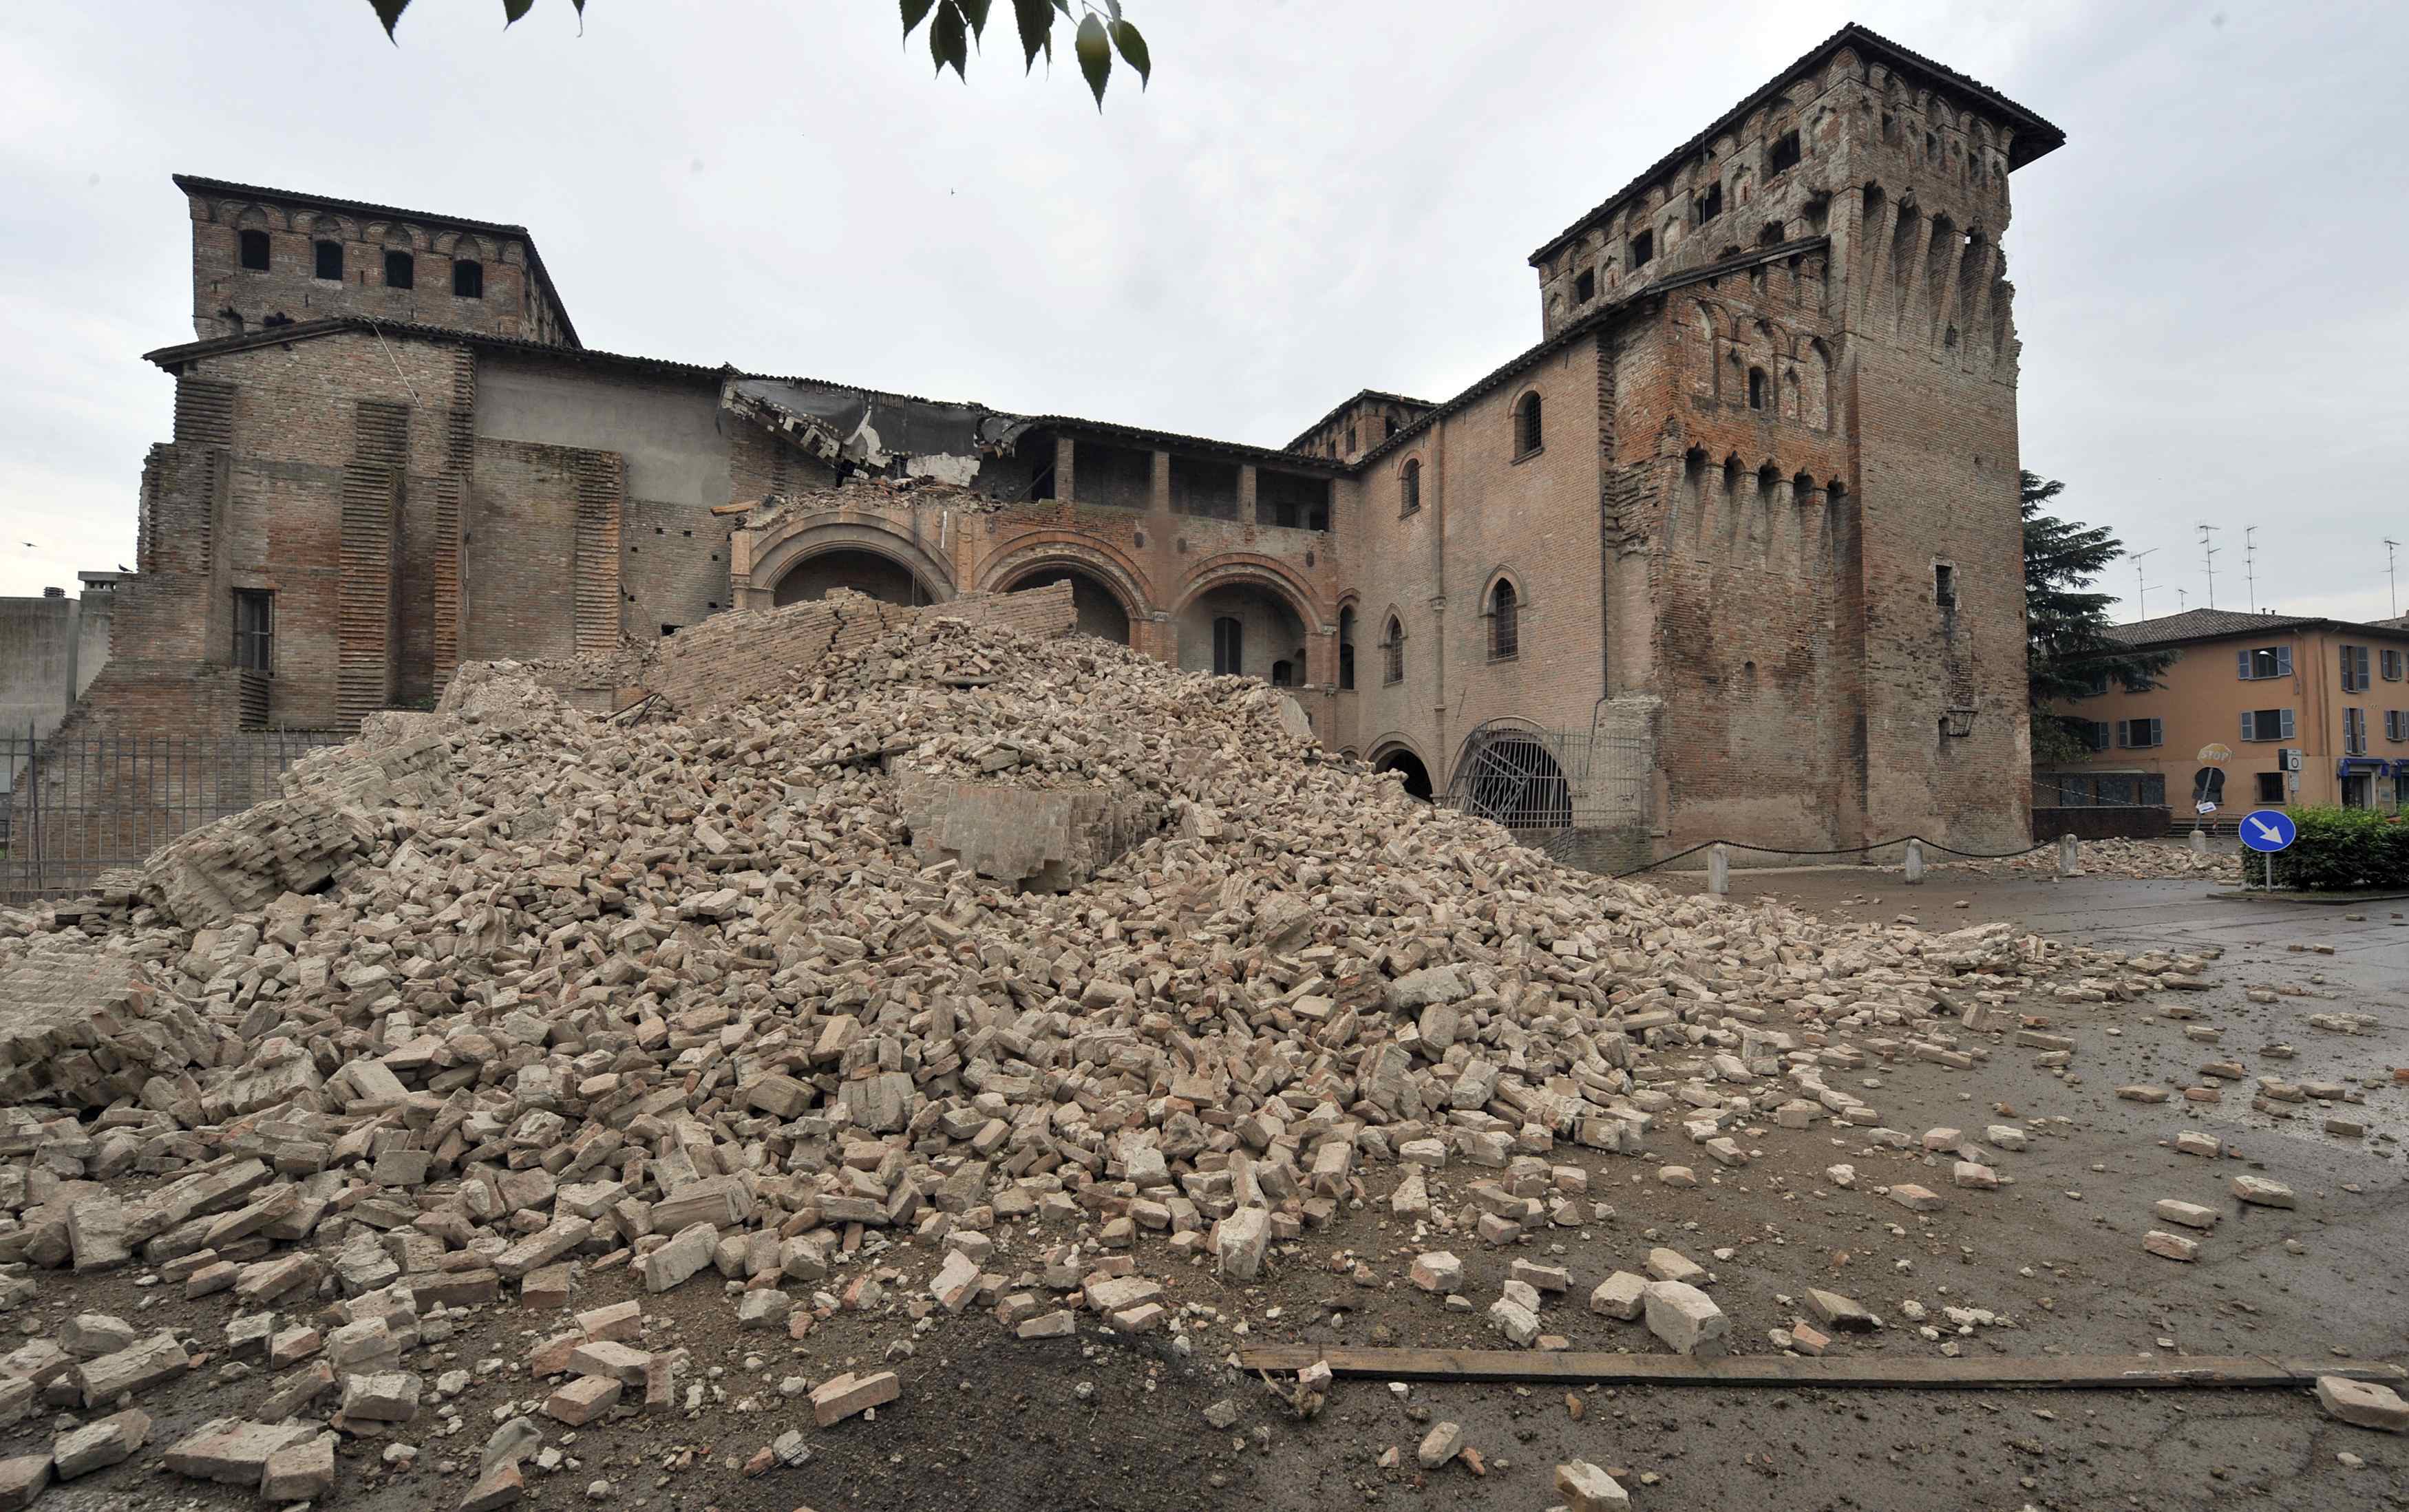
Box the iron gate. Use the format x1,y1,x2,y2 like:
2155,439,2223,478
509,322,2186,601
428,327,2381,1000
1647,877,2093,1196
1,730,343,905
1443,716,1651,870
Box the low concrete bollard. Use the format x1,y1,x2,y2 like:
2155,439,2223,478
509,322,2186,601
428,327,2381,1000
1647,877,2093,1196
2189,828,2209,856
2056,833,2080,878
1902,839,1925,884
1708,844,1730,896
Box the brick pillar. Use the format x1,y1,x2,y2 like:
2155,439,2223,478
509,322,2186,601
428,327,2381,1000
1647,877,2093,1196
1150,450,1170,515
1238,465,1258,526
1054,436,1076,504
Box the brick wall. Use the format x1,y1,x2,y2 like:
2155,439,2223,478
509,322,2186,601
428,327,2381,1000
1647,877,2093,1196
184,187,566,345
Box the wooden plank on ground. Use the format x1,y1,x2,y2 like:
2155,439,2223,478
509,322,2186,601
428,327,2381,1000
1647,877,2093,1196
1236,1346,2406,1390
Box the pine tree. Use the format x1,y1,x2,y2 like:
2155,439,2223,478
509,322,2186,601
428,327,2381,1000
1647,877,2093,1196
2024,471,2172,765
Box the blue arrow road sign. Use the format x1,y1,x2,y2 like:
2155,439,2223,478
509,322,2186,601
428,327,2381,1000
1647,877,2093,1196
2240,809,2296,853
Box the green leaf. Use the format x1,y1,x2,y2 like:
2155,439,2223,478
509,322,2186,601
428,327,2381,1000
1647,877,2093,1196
502,0,533,25
900,0,937,36
957,0,992,37
368,0,410,41
1012,0,1052,70
931,0,968,78
1074,11,1111,107
1110,18,1148,87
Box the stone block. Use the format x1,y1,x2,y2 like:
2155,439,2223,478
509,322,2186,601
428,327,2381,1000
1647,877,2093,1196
809,1370,898,1427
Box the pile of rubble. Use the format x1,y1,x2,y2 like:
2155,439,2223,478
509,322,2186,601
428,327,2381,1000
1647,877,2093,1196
0,595,2220,1506
1954,836,2240,882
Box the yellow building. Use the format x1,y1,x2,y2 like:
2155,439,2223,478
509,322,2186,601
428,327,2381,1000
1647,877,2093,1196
2043,609,2409,816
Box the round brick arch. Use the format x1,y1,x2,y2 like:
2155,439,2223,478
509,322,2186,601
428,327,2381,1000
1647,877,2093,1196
1172,553,1327,630
975,536,1155,624
734,513,958,611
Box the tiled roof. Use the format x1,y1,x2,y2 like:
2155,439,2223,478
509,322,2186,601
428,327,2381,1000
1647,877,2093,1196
2102,608,2409,648
174,174,583,349
2102,609,2313,648
1527,22,2067,268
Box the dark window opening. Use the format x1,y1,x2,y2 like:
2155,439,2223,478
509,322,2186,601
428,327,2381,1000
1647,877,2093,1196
1212,616,1243,677
1684,446,1706,481
312,239,343,281
2241,708,2294,742
384,250,415,289
1746,368,1766,409
1271,659,1295,688
1629,230,1654,268
1514,392,1543,456
1338,606,1357,690
1770,130,1801,173
2256,771,2284,804
1573,268,1595,304
1259,470,1330,531
2340,643,2370,692
1382,617,1404,685
1400,458,1421,515
233,589,274,673
1933,563,1956,608
453,259,484,298
238,229,271,271
1696,182,1722,222
1489,580,1519,661
2238,645,2292,680
660,624,681,638
2116,717,2161,749
1346,425,1357,454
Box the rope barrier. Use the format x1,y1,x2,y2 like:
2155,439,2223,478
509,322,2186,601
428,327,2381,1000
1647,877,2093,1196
1608,832,2053,881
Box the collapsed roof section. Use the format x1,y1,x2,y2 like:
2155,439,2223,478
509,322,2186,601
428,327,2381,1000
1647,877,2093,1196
719,376,1017,487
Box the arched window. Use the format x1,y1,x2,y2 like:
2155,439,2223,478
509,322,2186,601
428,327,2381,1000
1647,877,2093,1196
1338,606,1357,690
452,259,484,298
1489,580,1519,661
1514,392,1543,458
1400,458,1421,515
1382,616,1404,685
1212,616,1242,676
384,250,415,290
1270,659,1295,687
1747,367,1766,409
238,229,271,271
313,239,343,281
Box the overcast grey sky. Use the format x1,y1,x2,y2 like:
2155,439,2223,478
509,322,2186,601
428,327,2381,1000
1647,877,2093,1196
4,2,2405,622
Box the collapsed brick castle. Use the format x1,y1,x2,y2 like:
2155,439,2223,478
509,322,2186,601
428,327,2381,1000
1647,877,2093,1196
74,23,2061,865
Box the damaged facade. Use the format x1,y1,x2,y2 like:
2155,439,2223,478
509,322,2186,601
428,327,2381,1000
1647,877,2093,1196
72,24,2059,863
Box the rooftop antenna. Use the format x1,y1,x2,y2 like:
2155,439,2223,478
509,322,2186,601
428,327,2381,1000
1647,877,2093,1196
2197,523,2221,610
2176,586,2189,613
2243,526,2258,613
2387,537,2402,617
2131,546,2160,620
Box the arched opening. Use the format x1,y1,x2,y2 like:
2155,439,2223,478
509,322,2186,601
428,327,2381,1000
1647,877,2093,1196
1180,581,1306,683
1747,366,1767,409
1399,458,1421,515
1003,565,1131,644
773,549,936,608
1449,724,1573,831
1514,392,1544,457
1337,606,1357,690
1488,579,1519,661
1375,748,1433,800
1381,615,1405,685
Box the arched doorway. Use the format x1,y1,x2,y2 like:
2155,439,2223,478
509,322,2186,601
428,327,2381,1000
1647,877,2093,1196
1375,747,1433,800
1449,721,1573,831
1002,565,1132,644
1178,582,1307,682
773,549,937,608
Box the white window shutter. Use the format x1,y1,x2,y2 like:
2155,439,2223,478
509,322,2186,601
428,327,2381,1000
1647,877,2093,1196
2278,646,2292,676
2240,712,2251,741
2281,708,2295,739
2237,650,2249,679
